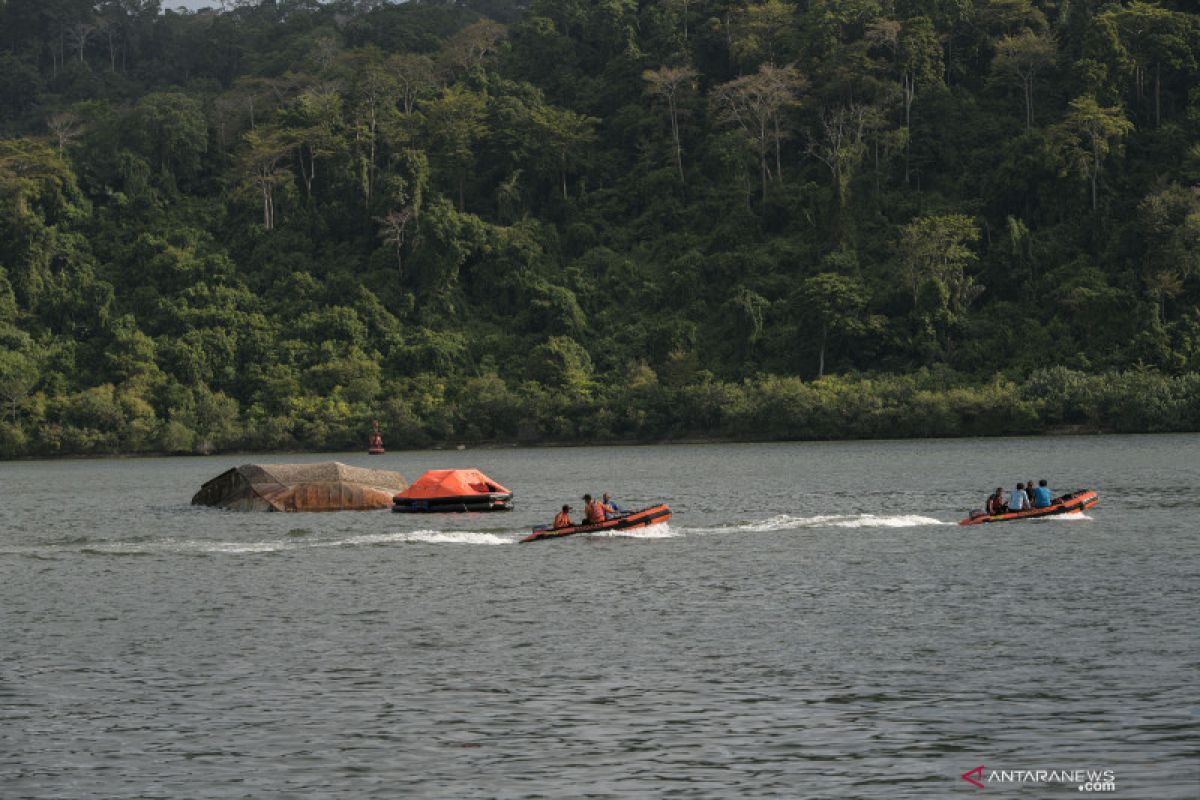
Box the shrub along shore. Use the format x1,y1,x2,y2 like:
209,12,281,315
2,367,1196,459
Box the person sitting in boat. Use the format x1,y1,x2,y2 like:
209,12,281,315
1030,479,1054,508
986,487,1008,515
553,504,573,529
582,494,606,524
600,492,626,519
1008,482,1031,512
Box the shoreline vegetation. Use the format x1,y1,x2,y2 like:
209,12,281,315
1,2,1198,461
3,367,1197,459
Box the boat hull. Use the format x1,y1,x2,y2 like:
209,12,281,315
521,504,671,543
959,490,1098,526
392,493,513,513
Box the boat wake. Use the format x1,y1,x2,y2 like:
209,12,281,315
8,530,516,556
376,530,511,546
680,513,954,535
1045,512,1093,522
587,522,679,539
310,530,513,547
6,513,959,557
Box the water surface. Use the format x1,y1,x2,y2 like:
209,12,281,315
2,435,1197,797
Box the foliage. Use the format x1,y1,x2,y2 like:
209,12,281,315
0,0,1195,457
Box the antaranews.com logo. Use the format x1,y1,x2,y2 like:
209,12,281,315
961,765,1117,792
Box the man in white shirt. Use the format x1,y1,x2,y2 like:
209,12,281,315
1008,482,1031,512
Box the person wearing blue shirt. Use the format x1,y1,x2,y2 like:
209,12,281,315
601,492,626,519
1031,479,1054,508
1008,482,1031,512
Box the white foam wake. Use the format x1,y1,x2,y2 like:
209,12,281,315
589,522,679,539
337,530,512,546
1046,512,1093,522
682,513,953,534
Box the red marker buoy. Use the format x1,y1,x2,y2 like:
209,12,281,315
368,422,385,455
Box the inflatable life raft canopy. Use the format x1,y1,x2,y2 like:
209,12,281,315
392,468,513,512
192,462,408,512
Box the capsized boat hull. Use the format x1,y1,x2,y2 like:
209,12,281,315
959,490,1098,526
521,504,671,543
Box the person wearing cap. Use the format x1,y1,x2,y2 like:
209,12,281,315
552,504,573,529
583,494,605,524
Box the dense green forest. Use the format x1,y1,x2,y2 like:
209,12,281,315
0,0,1198,456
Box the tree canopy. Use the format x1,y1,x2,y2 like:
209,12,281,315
0,0,1198,456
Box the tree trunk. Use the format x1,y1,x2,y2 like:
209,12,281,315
903,75,913,185
773,113,783,187
669,96,684,183
299,148,312,197
817,322,827,378
760,150,768,202
1155,61,1161,127
1090,158,1098,211
759,120,768,202
1025,75,1033,129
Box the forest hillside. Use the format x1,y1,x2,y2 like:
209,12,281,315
1,0,1198,456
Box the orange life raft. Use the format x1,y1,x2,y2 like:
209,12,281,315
959,489,1098,526
392,469,513,513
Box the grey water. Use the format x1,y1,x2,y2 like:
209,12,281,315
1,435,1197,798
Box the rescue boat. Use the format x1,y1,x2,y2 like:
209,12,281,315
959,489,1098,526
521,504,672,543
392,469,513,513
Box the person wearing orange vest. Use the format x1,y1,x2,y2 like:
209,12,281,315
582,494,606,524
552,504,573,529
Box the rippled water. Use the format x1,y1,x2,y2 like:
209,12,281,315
2,435,1197,798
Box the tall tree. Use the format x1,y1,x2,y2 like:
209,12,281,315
643,64,697,183
898,213,982,314
1108,3,1194,127
731,0,794,68
388,52,436,116
1052,95,1134,210
439,19,507,79
239,127,292,230
795,272,868,378
713,63,806,202
132,92,208,180
283,87,343,199
991,29,1057,129
423,86,488,210
376,207,414,278
807,103,879,233
530,104,597,200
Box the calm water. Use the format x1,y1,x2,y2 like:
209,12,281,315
1,436,1197,798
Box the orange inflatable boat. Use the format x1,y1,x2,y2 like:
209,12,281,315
521,504,671,543
959,490,1098,525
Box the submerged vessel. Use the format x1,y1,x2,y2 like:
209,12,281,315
392,468,513,512
192,462,407,512
959,489,1098,526
521,504,672,543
